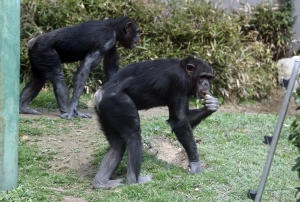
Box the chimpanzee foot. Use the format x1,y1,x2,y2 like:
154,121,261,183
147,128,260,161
77,111,92,118
65,104,93,119
137,174,153,184
93,179,124,189
188,161,202,174
60,111,92,119
60,113,69,119
19,107,42,115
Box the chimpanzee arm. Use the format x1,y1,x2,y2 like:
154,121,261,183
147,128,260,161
61,51,103,120
168,96,202,174
188,96,219,128
188,109,212,128
103,46,120,81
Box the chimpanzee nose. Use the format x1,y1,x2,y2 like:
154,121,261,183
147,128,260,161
202,80,209,86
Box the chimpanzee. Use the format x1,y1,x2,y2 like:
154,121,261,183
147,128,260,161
93,56,219,189
19,16,140,119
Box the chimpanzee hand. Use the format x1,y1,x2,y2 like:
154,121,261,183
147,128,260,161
203,95,219,112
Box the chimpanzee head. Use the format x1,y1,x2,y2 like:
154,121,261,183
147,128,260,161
181,56,214,99
117,17,140,49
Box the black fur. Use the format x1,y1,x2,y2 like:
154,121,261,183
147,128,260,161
19,16,139,119
93,56,219,189
279,78,290,90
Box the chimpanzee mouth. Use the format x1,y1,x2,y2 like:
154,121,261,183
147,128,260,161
198,91,212,99
196,91,206,99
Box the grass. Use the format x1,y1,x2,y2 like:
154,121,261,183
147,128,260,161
19,83,91,110
141,113,299,201
1,93,299,201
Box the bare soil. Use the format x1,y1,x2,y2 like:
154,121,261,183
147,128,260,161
19,89,299,202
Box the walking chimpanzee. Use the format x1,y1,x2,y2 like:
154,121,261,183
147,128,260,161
19,16,140,119
93,56,219,189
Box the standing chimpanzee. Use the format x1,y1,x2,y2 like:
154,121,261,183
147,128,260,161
93,56,219,189
19,16,140,119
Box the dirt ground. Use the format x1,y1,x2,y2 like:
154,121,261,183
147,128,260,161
19,89,299,202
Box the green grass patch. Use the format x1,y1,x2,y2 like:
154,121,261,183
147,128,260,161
1,112,298,201
28,91,90,110
19,83,91,112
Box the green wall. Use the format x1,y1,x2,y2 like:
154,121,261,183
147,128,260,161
0,0,20,190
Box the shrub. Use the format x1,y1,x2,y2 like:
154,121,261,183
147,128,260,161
242,0,294,60
287,74,300,200
20,0,293,101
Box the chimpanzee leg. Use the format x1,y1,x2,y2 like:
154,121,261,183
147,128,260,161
93,91,127,189
93,133,127,189
50,72,70,117
114,94,152,184
126,135,152,184
19,78,45,115
94,91,152,188
67,51,103,119
126,135,142,183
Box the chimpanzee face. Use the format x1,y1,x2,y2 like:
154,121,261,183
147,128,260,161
195,75,212,99
184,57,214,99
120,21,140,49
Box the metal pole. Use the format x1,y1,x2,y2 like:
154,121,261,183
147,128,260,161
254,60,300,202
0,0,20,190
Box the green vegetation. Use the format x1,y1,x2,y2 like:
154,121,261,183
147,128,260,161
20,0,294,101
27,89,90,111
242,0,294,60
1,111,298,201
287,74,300,201
18,83,91,111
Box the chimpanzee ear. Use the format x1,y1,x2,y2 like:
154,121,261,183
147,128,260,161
186,64,195,77
125,22,132,34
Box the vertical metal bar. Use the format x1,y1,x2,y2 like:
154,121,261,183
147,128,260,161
0,0,20,190
254,60,300,202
